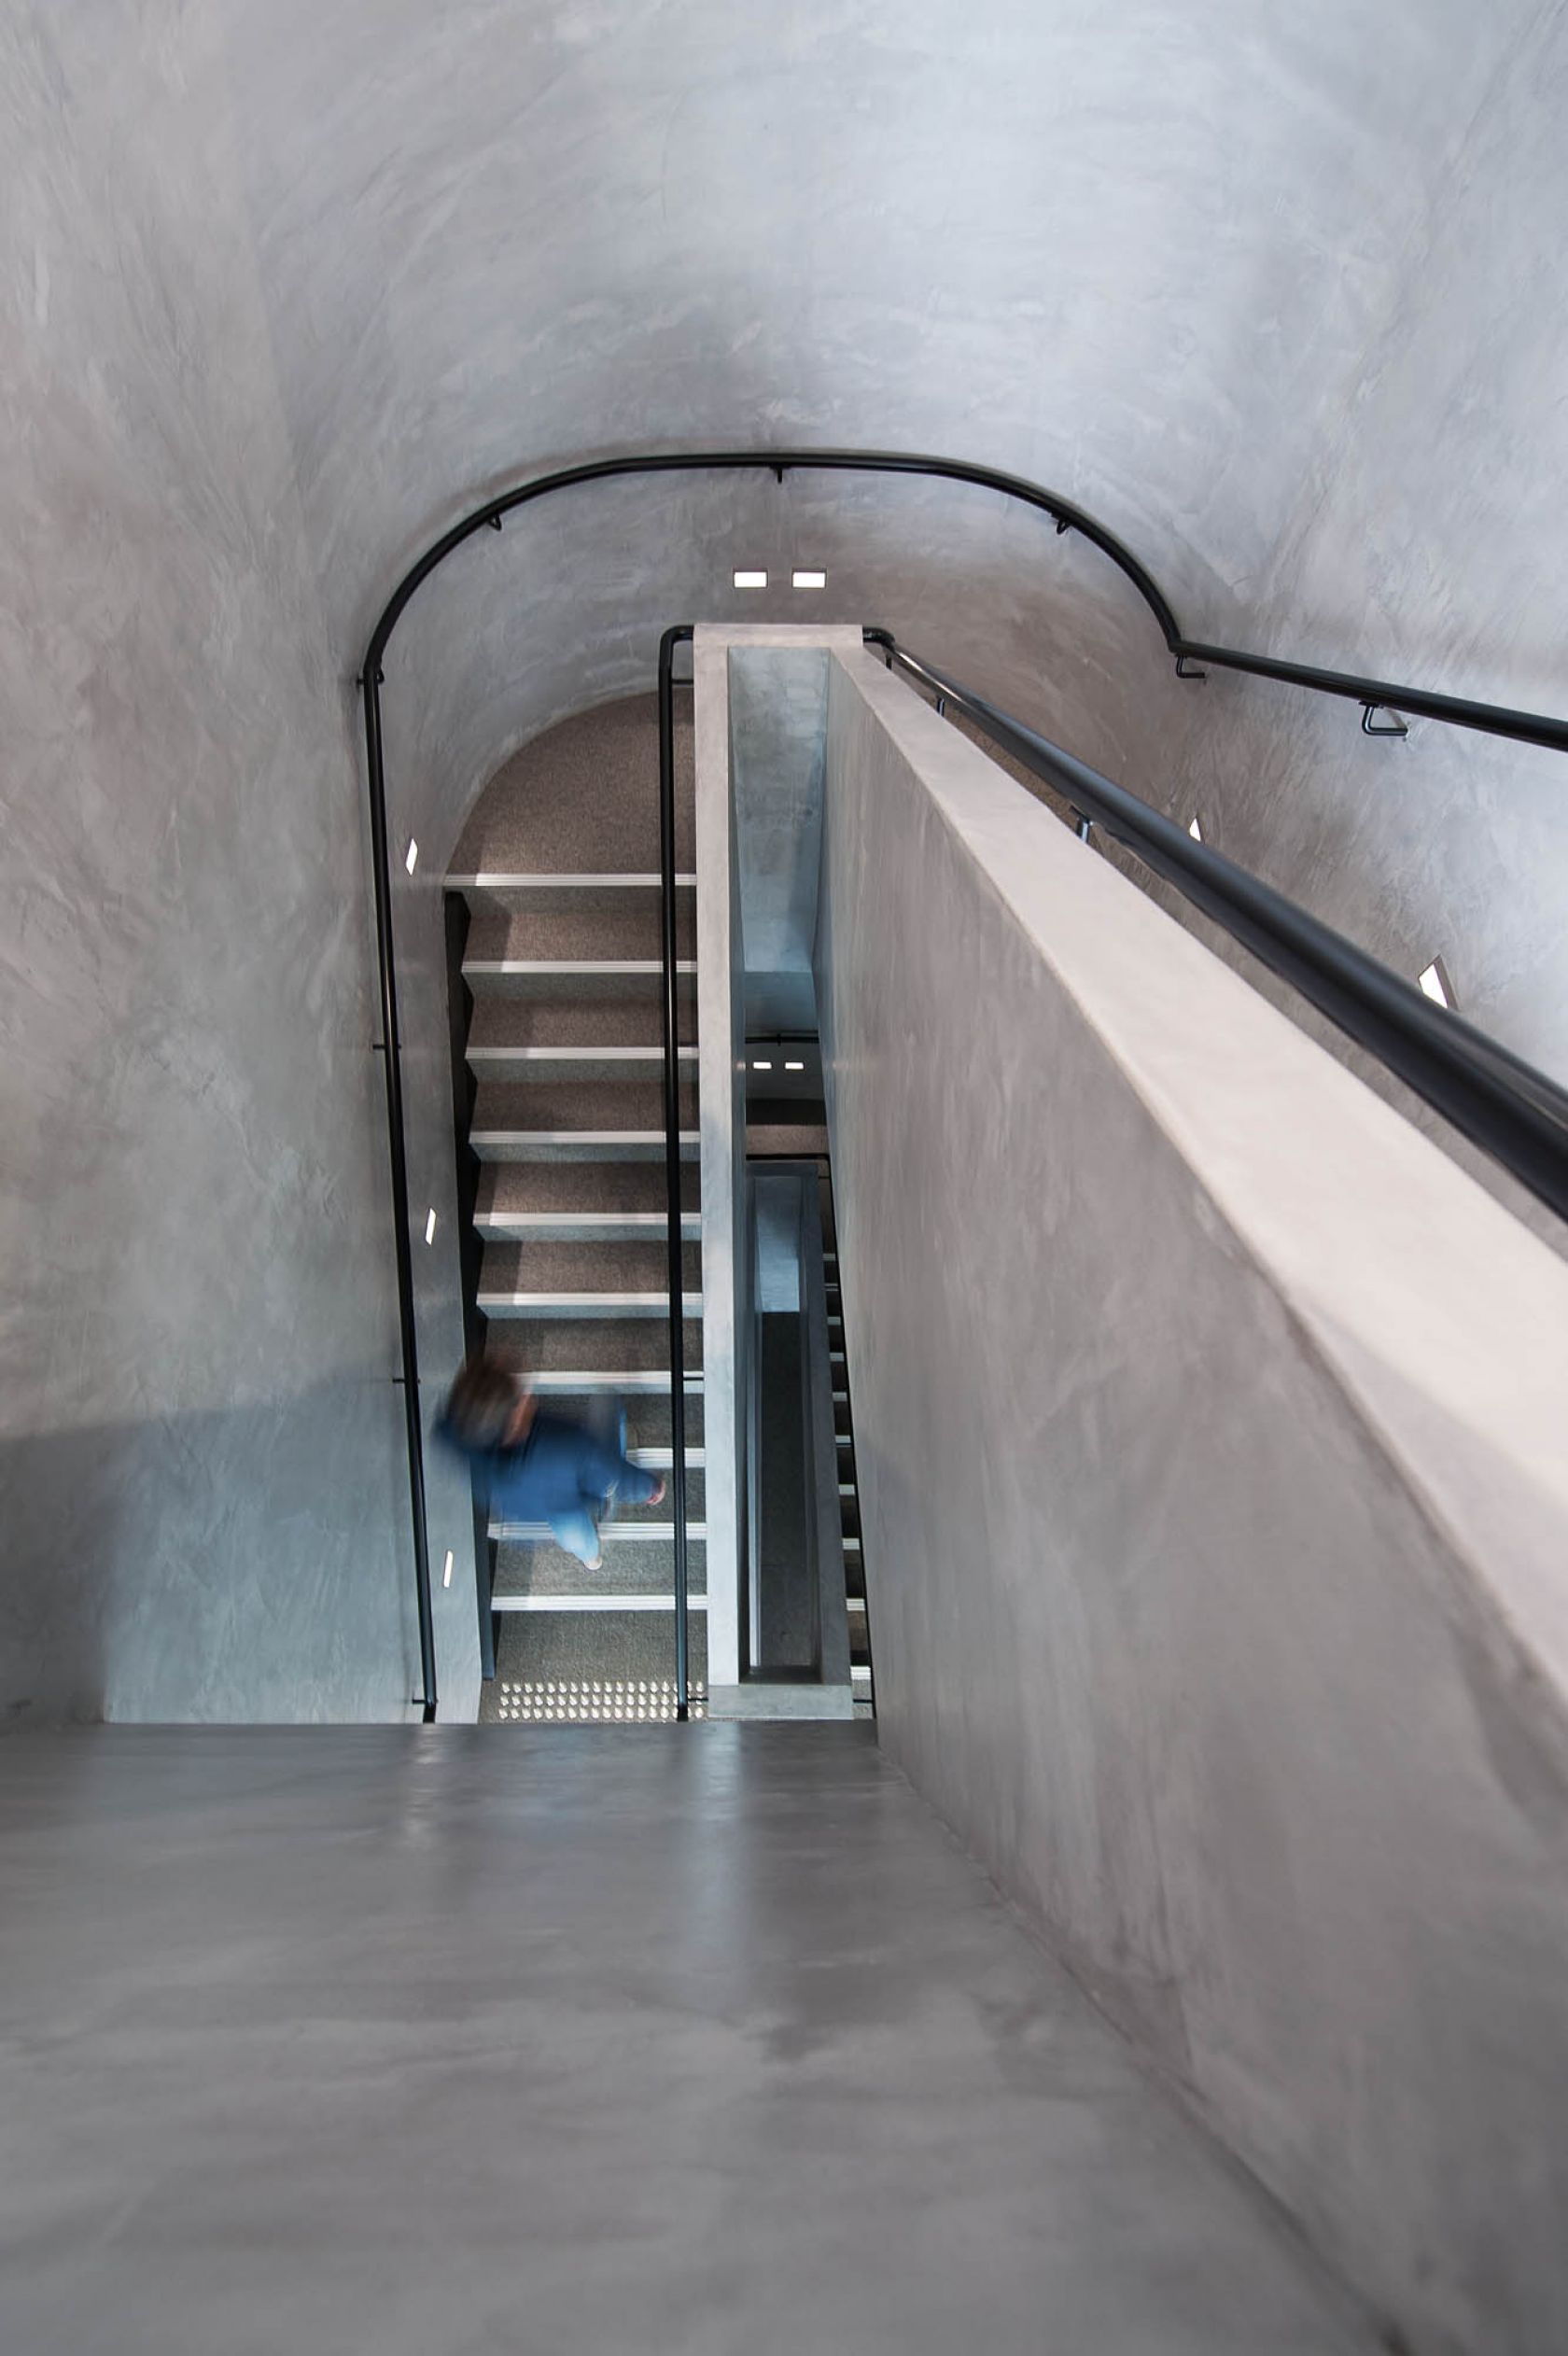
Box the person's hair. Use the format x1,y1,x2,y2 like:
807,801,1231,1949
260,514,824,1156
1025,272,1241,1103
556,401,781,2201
442,1357,525,1452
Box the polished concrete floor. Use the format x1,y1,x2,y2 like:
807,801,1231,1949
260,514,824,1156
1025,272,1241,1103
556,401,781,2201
0,1725,1372,2355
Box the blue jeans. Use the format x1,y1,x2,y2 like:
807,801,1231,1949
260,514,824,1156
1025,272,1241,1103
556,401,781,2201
543,1409,658,1565
480,1407,660,1565
550,1508,609,1566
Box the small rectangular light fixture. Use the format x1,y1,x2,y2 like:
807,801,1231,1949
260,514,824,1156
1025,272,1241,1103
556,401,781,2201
752,1058,773,1071
784,1059,805,1072
424,1207,438,1245
1188,816,1203,842
1419,956,1456,1008
734,569,768,589
792,568,826,590
404,838,419,875
441,1549,455,1590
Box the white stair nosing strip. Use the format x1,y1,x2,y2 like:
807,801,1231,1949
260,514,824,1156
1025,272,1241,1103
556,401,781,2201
525,1369,704,1391
469,1045,699,1065
474,1213,701,1235
491,1593,709,1613
492,1522,707,1543
464,960,697,978
477,1293,705,1314
469,1130,700,1148
447,872,697,891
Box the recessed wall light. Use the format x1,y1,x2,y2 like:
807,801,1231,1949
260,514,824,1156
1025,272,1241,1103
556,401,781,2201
404,838,419,875
784,1059,805,1072
734,569,767,589
441,1550,455,1590
425,1208,438,1244
1419,956,1456,1008
1188,816,1203,843
792,569,826,590
752,1059,773,1071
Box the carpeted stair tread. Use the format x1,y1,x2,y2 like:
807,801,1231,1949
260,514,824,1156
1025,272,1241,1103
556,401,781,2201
492,1541,707,1599
466,998,696,1053
471,1080,697,1135
487,1318,703,1374
478,1241,701,1300
477,1162,700,1220
465,903,695,966
449,694,693,878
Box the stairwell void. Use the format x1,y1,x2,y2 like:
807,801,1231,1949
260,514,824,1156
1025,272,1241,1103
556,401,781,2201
443,699,706,1720
442,642,866,1719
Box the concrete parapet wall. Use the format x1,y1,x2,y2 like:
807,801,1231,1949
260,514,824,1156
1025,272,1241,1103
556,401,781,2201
817,647,1568,2355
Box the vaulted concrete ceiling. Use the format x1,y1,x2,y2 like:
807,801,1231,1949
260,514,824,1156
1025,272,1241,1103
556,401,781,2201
215,0,1568,1076
213,0,1534,634
15,1,1566,862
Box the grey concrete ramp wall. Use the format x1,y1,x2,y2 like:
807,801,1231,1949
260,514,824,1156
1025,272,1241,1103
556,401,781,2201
815,649,1568,2355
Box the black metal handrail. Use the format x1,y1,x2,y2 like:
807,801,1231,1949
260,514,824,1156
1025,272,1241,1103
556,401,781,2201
864,630,1568,1224
363,445,1568,756
360,676,438,1721
358,445,1568,1718
658,626,694,1719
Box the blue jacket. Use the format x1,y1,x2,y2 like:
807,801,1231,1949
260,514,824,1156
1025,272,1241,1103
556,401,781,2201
439,1409,658,1523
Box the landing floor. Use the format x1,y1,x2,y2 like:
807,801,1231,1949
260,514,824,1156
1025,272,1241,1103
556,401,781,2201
0,1725,1371,2354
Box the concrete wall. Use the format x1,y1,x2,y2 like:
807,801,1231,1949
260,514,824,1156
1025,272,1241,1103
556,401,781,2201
816,648,1568,2355
0,8,418,1719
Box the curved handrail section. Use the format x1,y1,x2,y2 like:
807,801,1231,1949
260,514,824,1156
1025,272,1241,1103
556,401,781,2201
364,445,1568,756
357,445,1568,1717
864,630,1568,1225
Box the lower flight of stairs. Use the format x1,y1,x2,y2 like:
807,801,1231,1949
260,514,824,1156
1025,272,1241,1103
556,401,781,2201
819,1178,872,1714
448,865,707,1724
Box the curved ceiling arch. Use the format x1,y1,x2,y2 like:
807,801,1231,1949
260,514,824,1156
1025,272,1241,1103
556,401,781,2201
211,0,1567,1089
217,0,1547,673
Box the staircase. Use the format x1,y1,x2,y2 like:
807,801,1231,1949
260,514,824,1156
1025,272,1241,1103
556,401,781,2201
819,1175,872,1709
446,705,707,1724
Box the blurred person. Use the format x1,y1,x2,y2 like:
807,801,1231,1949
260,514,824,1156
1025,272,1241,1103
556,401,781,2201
438,1353,665,1570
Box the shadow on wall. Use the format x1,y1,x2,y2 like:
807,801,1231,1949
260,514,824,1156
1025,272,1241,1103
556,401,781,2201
0,1379,418,1727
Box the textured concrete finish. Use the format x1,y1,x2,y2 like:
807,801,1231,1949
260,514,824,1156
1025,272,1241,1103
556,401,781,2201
816,650,1568,2353
0,8,415,1719
245,0,1568,1117
0,1727,1373,2356
8,0,1568,1722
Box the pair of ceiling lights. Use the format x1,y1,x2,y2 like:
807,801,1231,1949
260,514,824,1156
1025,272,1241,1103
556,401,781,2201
734,569,826,590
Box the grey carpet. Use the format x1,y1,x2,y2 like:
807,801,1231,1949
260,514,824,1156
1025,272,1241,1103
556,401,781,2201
457,694,706,1722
